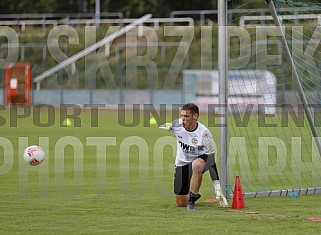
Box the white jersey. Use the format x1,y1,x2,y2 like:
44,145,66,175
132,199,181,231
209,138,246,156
169,119,215,166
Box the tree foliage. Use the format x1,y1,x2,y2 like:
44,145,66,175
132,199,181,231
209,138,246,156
0,0,218,17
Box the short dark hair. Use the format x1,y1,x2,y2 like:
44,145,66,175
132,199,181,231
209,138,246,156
181,103,199,115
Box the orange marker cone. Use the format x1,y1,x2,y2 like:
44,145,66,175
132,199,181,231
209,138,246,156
232,176,245,209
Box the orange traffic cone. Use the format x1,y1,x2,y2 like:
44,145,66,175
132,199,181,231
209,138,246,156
232,176,245,209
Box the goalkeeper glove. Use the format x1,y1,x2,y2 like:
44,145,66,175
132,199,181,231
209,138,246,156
214,181,229,207
217,194,229,208
159,123,171,131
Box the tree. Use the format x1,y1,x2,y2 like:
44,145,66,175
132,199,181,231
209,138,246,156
54,0,90,13
0,0,56,14
0,0,219,16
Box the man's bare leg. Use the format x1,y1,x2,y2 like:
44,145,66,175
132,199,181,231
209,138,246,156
187,158,206,211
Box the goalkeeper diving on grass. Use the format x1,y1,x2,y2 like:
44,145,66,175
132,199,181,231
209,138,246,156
159,103,228,211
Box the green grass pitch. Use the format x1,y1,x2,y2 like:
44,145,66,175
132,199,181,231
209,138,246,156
0,107,321,234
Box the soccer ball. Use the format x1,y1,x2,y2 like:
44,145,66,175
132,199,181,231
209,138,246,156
23,145,45,166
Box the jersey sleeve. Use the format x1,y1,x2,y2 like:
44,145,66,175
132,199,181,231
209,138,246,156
159,119,181,131
202,130,215,155
170,119,181,131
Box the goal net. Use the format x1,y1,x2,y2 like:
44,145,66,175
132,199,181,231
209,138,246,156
218,0,321,197
183,69,277,114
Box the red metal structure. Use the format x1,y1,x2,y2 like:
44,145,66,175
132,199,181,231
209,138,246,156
5,63,31,105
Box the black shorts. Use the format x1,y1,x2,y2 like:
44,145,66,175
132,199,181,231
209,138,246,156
174,155,209,195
